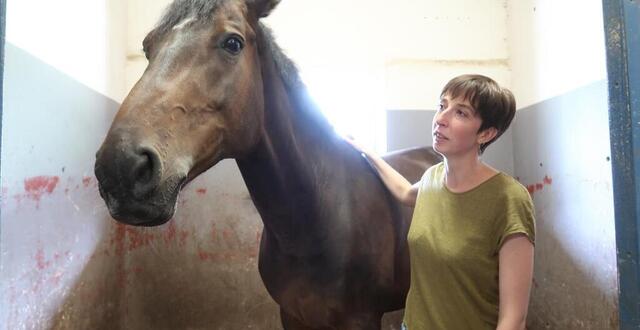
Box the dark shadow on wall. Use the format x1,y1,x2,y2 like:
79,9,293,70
49,216,125,330
50,167,282,329
527,220,618,329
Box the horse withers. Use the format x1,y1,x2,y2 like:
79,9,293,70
94,0,440,328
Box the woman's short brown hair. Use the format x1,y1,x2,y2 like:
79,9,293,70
440,74,516,153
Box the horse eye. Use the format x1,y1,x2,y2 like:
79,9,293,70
222,36,244,55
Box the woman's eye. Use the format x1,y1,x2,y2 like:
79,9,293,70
222,36,244,55
456,109,468,117
437,103,444,111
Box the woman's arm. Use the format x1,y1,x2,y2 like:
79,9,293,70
345,138,419,206
497,234,535,330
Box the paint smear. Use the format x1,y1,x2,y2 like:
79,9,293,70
24,176,60,202
82,176,93,188
526,175,553,196
35,247,50,270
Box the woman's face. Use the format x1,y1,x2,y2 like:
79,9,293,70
432,94,486,157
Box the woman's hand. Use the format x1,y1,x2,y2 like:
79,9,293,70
344,136,371,155
343,135,419,207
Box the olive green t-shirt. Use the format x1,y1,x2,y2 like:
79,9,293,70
403,162,535,329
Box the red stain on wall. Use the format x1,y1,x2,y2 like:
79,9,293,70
24,176,60,203
111,224,127,257
82,176,93,188
108,220,194,257
196,188,207,195
35,247,50,270
180,230,189,246
222,229,233,242
126,227,157,250
525,175,553,196
110,224,159,255
1,187,7,207
164,221,177,244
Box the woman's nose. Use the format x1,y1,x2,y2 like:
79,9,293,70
435,110,448,126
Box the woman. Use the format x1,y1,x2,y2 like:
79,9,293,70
348,74,535,329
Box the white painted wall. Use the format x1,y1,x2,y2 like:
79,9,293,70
5,0,128,102
507,0,607,108
1,1,129,328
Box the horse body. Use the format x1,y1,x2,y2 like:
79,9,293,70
94,0,440,328
237,37,437,326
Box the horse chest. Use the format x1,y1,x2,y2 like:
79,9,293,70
278,279,342,326
258,242,350,324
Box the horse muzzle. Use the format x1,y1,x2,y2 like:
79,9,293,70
94,129,185,226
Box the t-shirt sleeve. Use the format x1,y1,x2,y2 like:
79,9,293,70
497,185,536,251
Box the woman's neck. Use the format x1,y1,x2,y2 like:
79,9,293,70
443,152,498,193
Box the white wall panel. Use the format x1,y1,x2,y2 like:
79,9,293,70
507,0,607,108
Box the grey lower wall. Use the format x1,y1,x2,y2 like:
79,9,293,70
387,109,515,175
513,80,618,329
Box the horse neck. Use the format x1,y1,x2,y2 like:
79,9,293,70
236,40,349,256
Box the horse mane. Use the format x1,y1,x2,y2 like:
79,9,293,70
150,0,336,136
256,23,336,136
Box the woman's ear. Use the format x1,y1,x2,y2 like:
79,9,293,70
247,0,281,18
478,127,498,144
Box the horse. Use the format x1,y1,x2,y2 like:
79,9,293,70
94,0,441,328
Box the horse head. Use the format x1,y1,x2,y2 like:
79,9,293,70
95,0,280,226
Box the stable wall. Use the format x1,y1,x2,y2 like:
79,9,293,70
508,1,617,328
1,44,123,329
1,1,127,328
1,0,618,329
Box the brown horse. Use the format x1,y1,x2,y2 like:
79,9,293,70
94,0,440,328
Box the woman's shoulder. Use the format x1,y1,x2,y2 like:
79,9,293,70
421,162,445,181
493,173,531,201
424,162,444,177
416,162,445,191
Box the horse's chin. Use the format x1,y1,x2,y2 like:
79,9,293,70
110,204,176,227
101,176,185,227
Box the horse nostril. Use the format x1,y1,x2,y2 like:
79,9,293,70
130,147,161,199
133,152,153,184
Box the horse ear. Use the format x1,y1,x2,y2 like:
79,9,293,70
247,0,281,18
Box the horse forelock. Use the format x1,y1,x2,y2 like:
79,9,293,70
153,0,222,38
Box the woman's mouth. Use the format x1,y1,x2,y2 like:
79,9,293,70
434,132,448,141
